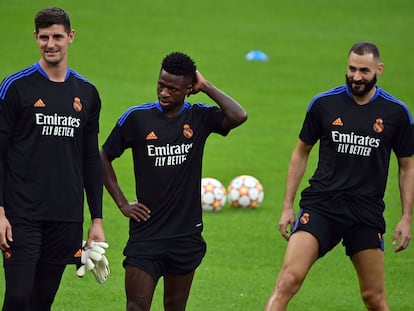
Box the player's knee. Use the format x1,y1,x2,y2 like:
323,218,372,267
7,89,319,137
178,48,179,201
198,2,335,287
127,300,150,311
276,269,302,297
164,294,189,311
360,289,387,310
29,291,57,311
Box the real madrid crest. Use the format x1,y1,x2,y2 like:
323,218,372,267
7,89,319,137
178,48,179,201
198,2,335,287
300,212,310,225
373,118,384,133
73,97,82,112
183,124,193,138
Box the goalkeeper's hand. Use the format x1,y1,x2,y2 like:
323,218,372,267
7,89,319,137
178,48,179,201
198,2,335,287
76,241,110,284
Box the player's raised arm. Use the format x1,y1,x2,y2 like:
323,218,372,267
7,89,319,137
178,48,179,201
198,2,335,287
191,71,247,130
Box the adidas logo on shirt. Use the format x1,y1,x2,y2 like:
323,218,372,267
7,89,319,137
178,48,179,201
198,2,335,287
332,117,343,126
146,131,158,140
34,99,46,107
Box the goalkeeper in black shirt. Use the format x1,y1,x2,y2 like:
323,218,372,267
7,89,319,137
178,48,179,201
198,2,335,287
0,7,107,310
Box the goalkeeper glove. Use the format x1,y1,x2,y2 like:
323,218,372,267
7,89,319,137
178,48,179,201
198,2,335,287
91,253,110,284
76,241,110,284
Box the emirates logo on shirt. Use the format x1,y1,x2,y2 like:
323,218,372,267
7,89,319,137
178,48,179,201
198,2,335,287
148,143,193,167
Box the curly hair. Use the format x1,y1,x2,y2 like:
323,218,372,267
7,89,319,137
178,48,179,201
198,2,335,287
34,7,71,34
161,52,197,82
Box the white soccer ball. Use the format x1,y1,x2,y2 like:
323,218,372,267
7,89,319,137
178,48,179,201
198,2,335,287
201,177,227,212
227,175,264,209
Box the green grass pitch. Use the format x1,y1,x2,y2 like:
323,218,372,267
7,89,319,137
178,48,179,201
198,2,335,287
1,0,414,310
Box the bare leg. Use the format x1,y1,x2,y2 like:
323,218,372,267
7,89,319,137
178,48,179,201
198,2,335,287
351,249,389,311
264,231,319,311
163,271,195,311
125,265,157,311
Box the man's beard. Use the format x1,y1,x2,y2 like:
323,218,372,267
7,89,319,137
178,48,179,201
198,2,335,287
345,74,377,97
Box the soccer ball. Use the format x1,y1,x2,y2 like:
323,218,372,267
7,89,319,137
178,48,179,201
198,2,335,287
201,178,227,212
227,175,264,208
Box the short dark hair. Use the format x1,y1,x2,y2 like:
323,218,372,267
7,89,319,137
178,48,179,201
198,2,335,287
161,52,197,82
34,7,71,34
349,41,381,61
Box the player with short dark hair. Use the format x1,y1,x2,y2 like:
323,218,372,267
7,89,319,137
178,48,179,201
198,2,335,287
34,6,72,34
0,7,106,311
264,41,414,311
101,51,247,311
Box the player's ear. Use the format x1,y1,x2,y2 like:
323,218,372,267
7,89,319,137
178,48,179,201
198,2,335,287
187,84,193,95
68,29,75,44
376,62,384,77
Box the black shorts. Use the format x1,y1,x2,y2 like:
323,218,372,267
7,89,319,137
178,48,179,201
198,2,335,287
123,233,207,281
2,217,83,266
293,195,385,258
